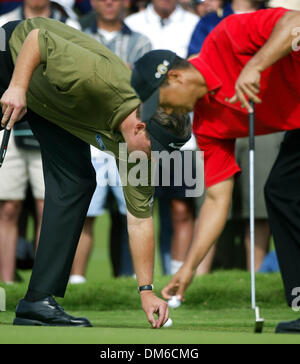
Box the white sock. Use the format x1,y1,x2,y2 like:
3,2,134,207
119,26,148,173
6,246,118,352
69,275,86,284
171,260,184,275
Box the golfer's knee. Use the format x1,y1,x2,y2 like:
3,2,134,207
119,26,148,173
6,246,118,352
0,200,22,223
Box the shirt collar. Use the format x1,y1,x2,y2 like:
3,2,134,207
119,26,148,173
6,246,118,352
189,56,222,92
91,20,132,35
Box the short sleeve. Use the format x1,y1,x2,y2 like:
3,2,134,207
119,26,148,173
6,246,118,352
196,135,241,188
122,184,154,218
117,158,154,219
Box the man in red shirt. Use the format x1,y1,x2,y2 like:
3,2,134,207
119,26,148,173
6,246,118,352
131,7,300,333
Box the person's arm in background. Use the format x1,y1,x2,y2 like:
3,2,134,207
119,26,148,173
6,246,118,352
0,28,40,129
161,177,234,300
127,211,169,328
229,10,300,111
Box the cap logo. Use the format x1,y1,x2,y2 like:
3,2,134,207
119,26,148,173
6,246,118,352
155,60,170,79
168,142,184,150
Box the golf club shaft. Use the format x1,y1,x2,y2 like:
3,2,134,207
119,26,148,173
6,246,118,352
0,128,11,168
249,101,256,309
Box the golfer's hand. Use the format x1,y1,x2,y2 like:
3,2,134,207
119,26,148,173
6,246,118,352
0,86,27,130
161,265,195,302
140,291,169,329
228,63,262,113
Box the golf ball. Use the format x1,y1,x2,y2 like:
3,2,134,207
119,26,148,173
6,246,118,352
168,295,181,309
163,318,173,328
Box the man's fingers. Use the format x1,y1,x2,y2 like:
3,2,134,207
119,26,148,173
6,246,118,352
156,303,169,328
146,310,156,329
228,86,261,109
1,105,13,128
17,107,28,125
1,103,7,116
245,82,260,96
6,106,26,130
176,285,186,303
161,285,173,300
228,94,238,104
243,84,262,104
229,87,252,112
6,109,19,130
161,282,179,300
236,87,252,111
162,306,169,327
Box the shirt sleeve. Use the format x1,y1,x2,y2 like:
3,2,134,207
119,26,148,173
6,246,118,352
196,135,241,188
117,159,154,219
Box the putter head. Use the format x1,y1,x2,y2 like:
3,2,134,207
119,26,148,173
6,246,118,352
254,307,264,333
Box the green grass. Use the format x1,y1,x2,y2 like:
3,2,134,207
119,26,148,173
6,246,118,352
0,212,300,344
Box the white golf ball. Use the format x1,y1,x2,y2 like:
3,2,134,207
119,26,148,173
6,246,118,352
168,295,181,309
163,318,173,328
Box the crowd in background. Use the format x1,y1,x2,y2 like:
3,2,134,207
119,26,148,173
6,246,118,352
0,0,299,284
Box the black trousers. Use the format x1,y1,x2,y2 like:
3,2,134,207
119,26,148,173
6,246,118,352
265,130,300,306
1,22,96,297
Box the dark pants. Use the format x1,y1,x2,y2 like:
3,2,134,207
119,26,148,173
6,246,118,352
1,22,97,297
265,130,300,306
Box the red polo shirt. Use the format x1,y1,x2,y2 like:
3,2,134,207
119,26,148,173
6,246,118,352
190,7,300,188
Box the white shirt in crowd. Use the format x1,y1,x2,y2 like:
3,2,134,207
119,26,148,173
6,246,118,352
125,4,199,58
269,0,300,10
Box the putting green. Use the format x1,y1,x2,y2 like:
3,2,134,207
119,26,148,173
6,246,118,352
1,213,300,344
1,308,299,344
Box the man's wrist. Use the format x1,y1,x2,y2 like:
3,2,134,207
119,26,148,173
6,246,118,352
138,284,154,293
247,56,265,73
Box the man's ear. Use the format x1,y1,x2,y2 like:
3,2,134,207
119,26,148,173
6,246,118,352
134,121,147,135
167,69,183,84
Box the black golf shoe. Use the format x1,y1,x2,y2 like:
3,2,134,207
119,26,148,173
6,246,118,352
276,318,300,334
13,296,92,327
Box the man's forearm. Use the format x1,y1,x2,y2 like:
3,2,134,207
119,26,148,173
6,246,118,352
184,178,234,272
249,11,300,72
10,29,41,90
1,29,41,129
127,211,155,287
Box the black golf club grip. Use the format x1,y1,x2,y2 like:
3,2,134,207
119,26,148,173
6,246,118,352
249,101,255,151
0,128,11,168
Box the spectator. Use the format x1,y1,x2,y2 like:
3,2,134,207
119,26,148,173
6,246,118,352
69,0,152,283
125,0,199,58
178,0,196,13
193,0,208,17
0,0,81,27
268,0,300,10
188,0,269,57
55,0,93,17
84,0,152,65
0,126,44,284
125,0,200,275
0,0,23,15
205,0,223,12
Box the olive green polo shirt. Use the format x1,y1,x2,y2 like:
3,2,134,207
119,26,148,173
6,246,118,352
9,17,154,218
